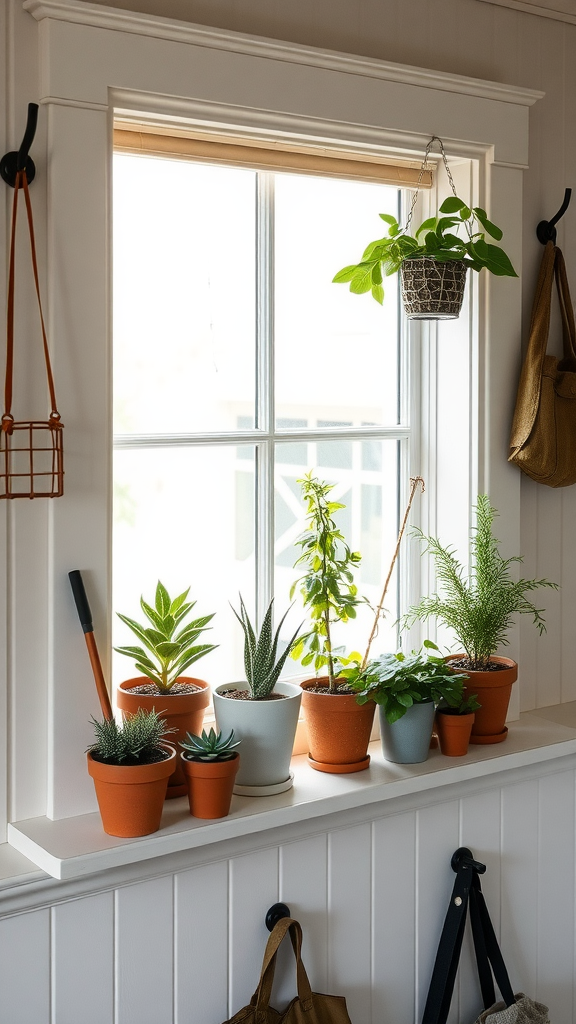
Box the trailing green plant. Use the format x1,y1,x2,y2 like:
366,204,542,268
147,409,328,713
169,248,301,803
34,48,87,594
346,641,468,724
333,196,517,305
88,708,173,765
180,727,240,762
290,472,364,691
115,581,217,693
437,693,481,715
402,494,558,670
231,596,302,699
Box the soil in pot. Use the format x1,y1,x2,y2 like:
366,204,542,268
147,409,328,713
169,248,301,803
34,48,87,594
181,752,239,819
117,676,210,797
87,744,176,837
445,655,517,744
435,710,475,757
301,678,375,774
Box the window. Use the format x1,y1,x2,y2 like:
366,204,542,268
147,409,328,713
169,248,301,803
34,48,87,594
112,145,413,685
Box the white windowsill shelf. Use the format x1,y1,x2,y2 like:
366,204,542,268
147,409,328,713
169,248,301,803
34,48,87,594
6,704,576,881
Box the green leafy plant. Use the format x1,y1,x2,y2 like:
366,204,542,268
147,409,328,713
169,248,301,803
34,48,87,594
180,727,240,762
346,641,468,724
88,708,173,765
403,494,558,670
437,693,481,715
333,196,517,305
115,581,217,694
290,472,364,691
231,596,302,699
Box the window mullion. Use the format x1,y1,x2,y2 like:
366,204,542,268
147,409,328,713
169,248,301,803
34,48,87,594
255,172,275,624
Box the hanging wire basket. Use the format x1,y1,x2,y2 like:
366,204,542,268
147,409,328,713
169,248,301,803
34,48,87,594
401,256,467,320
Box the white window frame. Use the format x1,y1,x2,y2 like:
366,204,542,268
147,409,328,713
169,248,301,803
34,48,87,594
1,0,541,828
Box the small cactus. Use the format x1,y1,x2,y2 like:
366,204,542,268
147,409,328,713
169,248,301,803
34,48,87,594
180,728,240,762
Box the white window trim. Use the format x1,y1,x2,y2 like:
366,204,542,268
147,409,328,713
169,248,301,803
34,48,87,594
2,0,541,833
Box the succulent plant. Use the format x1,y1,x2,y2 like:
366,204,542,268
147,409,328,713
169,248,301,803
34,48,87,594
115,581,217,693
88,708,174,766
231,596,301,699
180,727,240,762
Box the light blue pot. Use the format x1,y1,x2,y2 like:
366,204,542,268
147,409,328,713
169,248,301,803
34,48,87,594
379,700,435,764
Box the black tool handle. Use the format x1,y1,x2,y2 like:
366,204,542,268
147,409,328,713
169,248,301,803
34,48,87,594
68,570,94,633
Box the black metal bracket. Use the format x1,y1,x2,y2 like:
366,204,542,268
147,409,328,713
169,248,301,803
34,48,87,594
265,903,291,931
451,847,486,875
537,188,572,245
0,103,39,187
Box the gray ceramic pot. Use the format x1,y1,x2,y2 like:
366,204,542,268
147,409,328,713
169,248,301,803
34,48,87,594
379,700,435,763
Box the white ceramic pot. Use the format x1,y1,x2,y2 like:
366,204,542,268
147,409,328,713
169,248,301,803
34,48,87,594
213,681,302,793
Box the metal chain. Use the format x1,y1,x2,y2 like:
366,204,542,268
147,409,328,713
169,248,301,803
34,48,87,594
404,135,458,232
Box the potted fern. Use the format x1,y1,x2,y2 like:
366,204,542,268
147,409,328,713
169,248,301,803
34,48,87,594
213,597,302,795
180,728,240,819
115,581,216,798
403,495,558,743
87,708,176,837
290,473,375,774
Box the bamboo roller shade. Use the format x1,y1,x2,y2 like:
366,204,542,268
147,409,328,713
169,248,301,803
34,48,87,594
113,122,433,188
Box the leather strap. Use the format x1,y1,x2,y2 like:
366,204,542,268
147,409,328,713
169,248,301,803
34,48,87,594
554,247,576,368
251,918,314,1018
3,168,61,433
469,874,515,1009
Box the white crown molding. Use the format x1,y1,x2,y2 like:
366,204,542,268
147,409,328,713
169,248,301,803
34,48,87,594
23,0,543,108
477,0,576,25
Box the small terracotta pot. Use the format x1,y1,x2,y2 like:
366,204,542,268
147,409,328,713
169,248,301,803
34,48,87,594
445,656,518,744
181,751,239,819
117,676,210,797
87,744,176,837
300,678,375,773
435,710,475,757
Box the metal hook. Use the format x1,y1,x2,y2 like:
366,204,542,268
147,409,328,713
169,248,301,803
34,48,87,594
0,103,39,187
537,188,572,245
451,847,486,874
265,903,291,931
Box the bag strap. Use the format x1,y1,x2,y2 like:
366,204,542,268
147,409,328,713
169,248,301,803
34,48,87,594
421,859,474,1024
469,874,516,1009
554,247,576,368
251,918,314,1019
3,168,61,434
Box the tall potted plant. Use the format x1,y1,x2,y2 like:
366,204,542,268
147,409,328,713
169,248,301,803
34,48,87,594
290,473,375,773
213,597,302,795
115,581,216,797
347,642,467,763
403,495,558,743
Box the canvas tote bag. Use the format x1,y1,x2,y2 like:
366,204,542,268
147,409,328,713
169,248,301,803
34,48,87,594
421,852,549,1024
223,917,352,1024
509,241,576,487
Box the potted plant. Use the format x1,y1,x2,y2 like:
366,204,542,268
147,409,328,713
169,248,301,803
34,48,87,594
333,197,517,320
180,727,240,819
403,495,558,743
87,708,176,837
435,693,481,757
347,641,467,763
290,472,376,774
115,581,216,797
213,597,302,795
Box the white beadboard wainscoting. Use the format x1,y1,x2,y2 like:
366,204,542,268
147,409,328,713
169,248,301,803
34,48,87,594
0,736,575,1024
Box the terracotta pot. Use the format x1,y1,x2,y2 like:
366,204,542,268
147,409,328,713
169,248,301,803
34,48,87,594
87,744,176,837
117,676,210,797
300,678,375,773
435,710,475,756
181,751,239,818
445,655,518,744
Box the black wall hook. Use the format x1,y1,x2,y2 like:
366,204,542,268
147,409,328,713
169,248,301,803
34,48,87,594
265,903,291,931
0,103,39,187
537,188,572,245
451,847,486,874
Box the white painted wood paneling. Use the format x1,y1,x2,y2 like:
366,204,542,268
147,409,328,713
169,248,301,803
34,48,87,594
279,834,329,993
175,859,229,1024
537,770,575,1020
501,779,540,997
0,908,50,1023
229,846,279,1013
372,811,417,1024
327,823,372,1023
115,875,174,1024
52,891,114,1024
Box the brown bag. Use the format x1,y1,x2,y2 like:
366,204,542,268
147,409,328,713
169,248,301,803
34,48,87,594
223,917,353,1024
509,241,576,487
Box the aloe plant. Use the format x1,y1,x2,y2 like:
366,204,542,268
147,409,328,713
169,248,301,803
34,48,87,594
180,727,240,762
115,581,217,693
231,596,301,699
